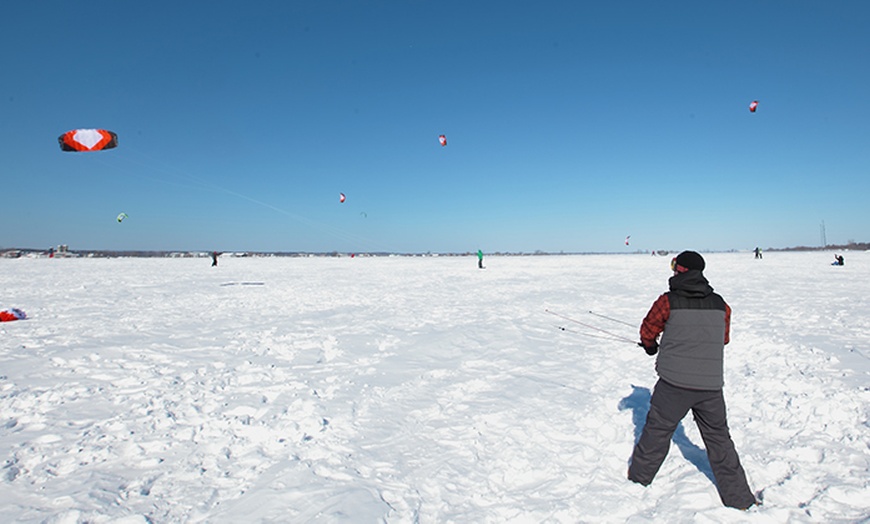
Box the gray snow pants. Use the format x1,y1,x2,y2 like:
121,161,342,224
627,379,756,510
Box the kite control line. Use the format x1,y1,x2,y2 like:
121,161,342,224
587,310,636,328
545,309,638,345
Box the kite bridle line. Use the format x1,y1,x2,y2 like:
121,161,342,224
544,309,638,345
88,147,397,254
586,310,637,328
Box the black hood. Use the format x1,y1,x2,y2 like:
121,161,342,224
668,270,714,298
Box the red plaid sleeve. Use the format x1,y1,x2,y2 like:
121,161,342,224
724,302,731,345
640,294,669,346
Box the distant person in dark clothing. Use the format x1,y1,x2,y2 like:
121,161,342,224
630,251,757,510
832,254,844,266
754,247,762,259
212,251,219,267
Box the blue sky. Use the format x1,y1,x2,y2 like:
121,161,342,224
3,1,868,254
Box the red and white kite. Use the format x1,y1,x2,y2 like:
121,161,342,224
438,134,447,147
339,192,346,203
58,129,118,152
625,235,631,246
749,100,758,113
0,308,26,322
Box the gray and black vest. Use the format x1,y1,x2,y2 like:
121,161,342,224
656,271,728,391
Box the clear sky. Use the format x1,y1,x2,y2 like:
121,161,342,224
3,1,868,254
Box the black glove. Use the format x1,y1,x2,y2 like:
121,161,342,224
638,341,658,356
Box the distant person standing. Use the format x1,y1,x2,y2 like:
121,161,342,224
477,249,485,269
212,251,219,267
754,247,762,259
630,251,757,510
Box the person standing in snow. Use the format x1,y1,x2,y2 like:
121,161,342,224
477,249,485,269
630,250,757,510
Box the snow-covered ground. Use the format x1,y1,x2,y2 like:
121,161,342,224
1,252,868,523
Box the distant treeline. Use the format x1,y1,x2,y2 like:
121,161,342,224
3,243,867,259
767,242,869,252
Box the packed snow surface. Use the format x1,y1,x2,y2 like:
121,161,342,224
1,252,868,523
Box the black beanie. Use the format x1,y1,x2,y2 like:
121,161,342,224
675,251,705,271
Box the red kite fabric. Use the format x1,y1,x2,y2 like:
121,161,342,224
0,308,26,322
59,129,118,152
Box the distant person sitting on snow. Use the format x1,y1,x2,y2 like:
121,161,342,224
832,254,844,266
754,247,762,259
630,251,757,510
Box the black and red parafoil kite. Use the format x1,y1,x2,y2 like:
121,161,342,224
749,100,758,113
438,134,447,147
339,192,346,203
58,129,118,152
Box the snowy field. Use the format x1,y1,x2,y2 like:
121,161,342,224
1,251,868,523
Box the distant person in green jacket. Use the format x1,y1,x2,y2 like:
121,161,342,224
477,249,485,269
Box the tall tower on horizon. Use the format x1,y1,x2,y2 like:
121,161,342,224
820,221,827,248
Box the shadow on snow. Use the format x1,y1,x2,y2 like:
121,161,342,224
618,385,715,485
